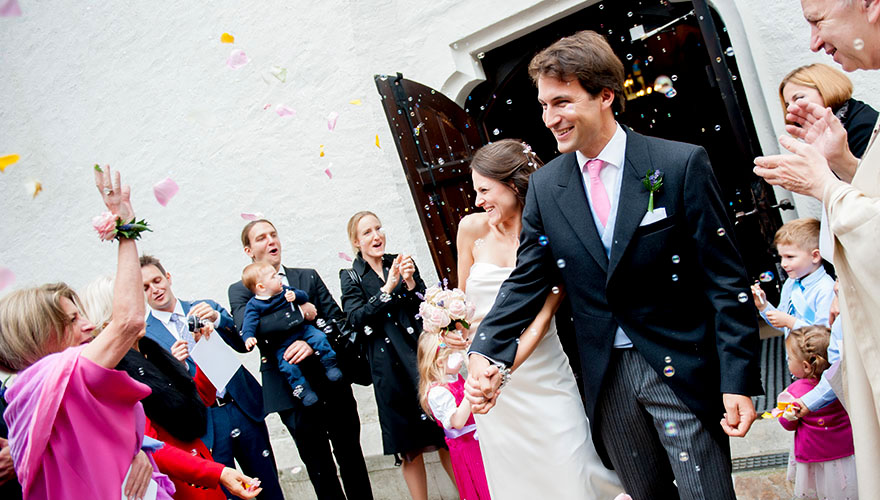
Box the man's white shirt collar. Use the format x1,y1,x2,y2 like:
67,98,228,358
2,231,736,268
575,122,626,170
150,299,184,328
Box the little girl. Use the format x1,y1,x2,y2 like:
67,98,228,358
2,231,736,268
779,325,857,499
417,333,490,500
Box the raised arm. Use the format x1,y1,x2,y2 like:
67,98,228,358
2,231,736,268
82,166,146,368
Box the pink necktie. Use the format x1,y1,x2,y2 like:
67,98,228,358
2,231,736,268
586,159,610,226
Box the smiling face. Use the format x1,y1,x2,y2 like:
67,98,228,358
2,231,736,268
245,222,282,269
782,82,827,110
537,76,616,157
60,296,95,347
472,170,520,226
801,0,880,71
141,264,177,312
777,243,821,279
354,215,386,260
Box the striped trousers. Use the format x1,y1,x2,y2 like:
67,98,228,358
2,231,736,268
596,349,736,500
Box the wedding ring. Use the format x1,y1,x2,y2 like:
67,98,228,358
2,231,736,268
103,188,112,195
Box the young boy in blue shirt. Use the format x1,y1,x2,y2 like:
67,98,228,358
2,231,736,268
751,218,835,335
241,261,342,406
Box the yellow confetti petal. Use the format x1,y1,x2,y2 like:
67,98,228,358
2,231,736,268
349,99,362,105
375,134,380,148
0,154,20,172
319,144,325,157
221,32,234,43
25,180,42,198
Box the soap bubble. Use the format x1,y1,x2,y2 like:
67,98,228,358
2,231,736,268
384,337,391,344
262,449,271,457
627,11,633,17
737,292,749,303
664,365,675,377
506,99,512,104
665,89,677,98
759,271,775,283
725,46,735,56
679,451,689,462
557,259,566,269
477,52,485,59
551,286,560,294
538,235,549,246
671,255,680,264
230,428,241,438
493,128,501,136
854,38,865,50
671,274,679,282
664,356,672,363
406,327,415,334
715,125,721,131
664,421,679,437
420,413,428,420
716,228,726,236
626,54,633,61
364,326,373,336
671,75,678,82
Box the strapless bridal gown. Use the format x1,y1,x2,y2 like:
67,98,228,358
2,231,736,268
467,262,623,499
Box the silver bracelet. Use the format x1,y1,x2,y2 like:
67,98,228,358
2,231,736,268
493,362,512,388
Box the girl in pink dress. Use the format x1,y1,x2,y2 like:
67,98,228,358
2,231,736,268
418,333,490,500
779,325,857,499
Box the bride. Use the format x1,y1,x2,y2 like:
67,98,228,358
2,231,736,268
453,139,622,499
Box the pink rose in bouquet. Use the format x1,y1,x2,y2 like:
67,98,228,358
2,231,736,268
92,211,117,241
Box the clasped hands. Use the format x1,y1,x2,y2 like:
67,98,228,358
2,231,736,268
754,100,857,199
464,354,503,414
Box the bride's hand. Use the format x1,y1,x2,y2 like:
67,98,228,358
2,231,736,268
465,354,502,414
94,165,134,222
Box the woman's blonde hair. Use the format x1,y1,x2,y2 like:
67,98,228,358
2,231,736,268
417,331,454,418
0,283,82,372
779,63,853,123
346,211,380,257
786,325,832,380
79,276,115,336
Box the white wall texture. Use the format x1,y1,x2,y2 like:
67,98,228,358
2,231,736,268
3,0,880,484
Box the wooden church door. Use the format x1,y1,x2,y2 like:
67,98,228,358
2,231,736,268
375,74,485,288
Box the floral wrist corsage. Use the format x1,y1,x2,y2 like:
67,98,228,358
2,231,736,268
92,211,151,241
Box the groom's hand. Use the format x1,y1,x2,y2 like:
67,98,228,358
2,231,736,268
465,354,502,413
720,393,756,437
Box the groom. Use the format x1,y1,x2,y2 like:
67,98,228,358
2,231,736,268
467,30,762,499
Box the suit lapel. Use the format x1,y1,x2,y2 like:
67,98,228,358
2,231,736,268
551,153,608,272
608,129,653,280
145,312,176,352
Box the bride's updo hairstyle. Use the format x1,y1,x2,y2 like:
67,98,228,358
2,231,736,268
470,139,544,207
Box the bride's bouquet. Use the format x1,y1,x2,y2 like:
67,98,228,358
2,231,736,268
417,281,476,336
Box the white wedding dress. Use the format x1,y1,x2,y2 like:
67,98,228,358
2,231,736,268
467,262,623,499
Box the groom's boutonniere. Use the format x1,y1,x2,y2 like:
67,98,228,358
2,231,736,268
642,169,663,213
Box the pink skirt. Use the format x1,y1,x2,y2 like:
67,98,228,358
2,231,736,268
446,432,491,500
787,453,858,499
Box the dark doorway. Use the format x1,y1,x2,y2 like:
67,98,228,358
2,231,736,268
376,0,790,302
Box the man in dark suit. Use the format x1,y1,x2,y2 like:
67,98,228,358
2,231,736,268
228,220,372,500
467,30,763,499
140,255,284,499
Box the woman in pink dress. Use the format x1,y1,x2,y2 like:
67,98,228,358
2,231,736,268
0,166,174,499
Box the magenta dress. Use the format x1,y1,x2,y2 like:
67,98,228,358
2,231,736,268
428,374,491,500
5,344,175,499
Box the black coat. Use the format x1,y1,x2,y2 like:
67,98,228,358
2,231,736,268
339,254,445,455
229,267,350,414
116,337,208,442
469,127,763,463
837,97,880,158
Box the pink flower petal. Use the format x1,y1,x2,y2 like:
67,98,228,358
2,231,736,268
275,104,296,117
327,111,339,131
338,252,353,262
324,168,332,179
240,212,265,221
0,0,22,17
226,49,250,70
263,104,271,110
0,267,15,291
153,177,179,207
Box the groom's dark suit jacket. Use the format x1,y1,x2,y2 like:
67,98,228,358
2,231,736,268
470,126,763,456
